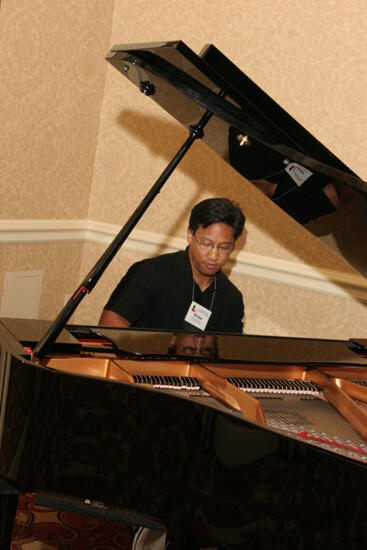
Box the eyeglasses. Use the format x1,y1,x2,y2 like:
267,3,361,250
178,345,215,357
193,235,233,254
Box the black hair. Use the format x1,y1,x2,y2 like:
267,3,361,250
188,197,245,240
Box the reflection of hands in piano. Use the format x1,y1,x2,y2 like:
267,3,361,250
251,178,278,198
252,177,355,210
322,180,355,209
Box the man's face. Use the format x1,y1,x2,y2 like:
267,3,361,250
169,333,217,357
187,222,235,278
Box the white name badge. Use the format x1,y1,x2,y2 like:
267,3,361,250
285,162,313,186
184,300,212,331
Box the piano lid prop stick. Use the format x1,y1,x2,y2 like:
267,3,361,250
32,107,216,360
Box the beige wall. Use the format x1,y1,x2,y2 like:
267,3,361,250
0,0,114,319
92,0,367,230
0,241,84,319
0,0,114,219
84,0,367,335
1,0,367,339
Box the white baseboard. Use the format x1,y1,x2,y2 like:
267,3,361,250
1,218,366,302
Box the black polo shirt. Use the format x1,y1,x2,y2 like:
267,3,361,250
104,248,244,333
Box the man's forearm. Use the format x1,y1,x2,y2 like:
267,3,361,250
98,309,131,328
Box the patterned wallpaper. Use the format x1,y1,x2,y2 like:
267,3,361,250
1,0,367,339
82,0,367,337
90,0,367,257
0,0,114,219
0,241,84,320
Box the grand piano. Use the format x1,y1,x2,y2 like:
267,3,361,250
1,42,367,549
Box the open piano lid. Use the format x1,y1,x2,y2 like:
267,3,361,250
106,40,367,277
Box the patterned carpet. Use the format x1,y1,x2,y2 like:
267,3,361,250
11,493,134,549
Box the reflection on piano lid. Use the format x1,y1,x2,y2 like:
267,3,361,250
106,41,367,277
92,326,367,366
1,317,81,354
4,317,367,366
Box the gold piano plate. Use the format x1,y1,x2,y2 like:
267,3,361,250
43,355,131,382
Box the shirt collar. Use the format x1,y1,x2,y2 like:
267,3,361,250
179,246,224,291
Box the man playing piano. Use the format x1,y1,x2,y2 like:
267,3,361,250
99,197,245,333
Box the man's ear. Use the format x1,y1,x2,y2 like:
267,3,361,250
187,227,193,245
